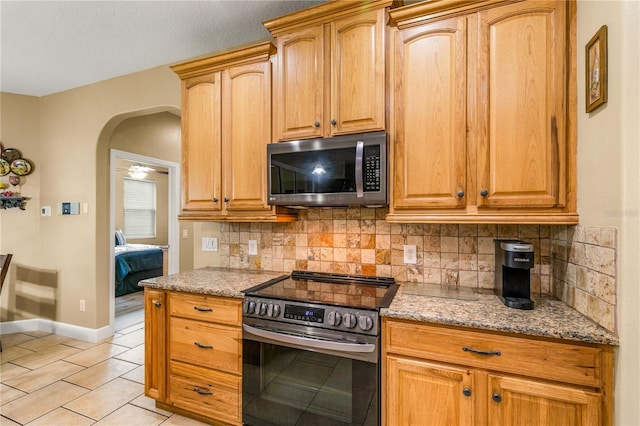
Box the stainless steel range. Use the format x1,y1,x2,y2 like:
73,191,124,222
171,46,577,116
241,270,398,426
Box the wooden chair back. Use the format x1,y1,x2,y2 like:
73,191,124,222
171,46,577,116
0,253,12,291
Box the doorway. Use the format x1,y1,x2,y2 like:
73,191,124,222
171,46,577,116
109,149,180,329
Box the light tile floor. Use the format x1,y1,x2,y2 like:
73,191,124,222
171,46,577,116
0,293,209,425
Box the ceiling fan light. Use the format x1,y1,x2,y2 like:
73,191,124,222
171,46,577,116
128,164,149,180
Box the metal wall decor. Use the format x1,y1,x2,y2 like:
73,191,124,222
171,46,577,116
0,141,34,210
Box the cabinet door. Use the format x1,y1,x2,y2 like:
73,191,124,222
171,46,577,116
144,289,167,401
331,8,386,135
391,17,467,211
385,355,475,426
476,0,567,209
181,73,223,213
488,375,601,425
223,61,273,213
273,25,324,141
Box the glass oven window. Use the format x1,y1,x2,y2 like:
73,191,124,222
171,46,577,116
243,340,377,426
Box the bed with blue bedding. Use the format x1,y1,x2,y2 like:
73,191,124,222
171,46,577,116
115,243,164,297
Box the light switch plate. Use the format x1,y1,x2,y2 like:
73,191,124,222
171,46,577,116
404,245,417,264
248,240,258,255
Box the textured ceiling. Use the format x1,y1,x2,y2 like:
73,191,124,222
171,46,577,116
0,0,325,97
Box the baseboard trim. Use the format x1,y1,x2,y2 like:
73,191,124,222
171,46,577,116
0,318,113,342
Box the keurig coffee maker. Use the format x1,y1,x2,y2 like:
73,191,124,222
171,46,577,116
495,240,535,310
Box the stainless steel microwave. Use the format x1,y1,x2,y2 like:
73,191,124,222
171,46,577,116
267,131,388,208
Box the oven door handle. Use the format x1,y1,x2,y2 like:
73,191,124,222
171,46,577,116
243,324,375,354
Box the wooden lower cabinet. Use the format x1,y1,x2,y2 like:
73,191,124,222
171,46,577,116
144,288,242,425
385,356,475,425
382,318,613,426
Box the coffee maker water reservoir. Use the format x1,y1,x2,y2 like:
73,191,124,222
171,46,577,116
494,240,535,310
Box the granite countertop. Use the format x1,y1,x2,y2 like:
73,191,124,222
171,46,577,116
138,267,287,298
140,267,619,346
382,283,619,346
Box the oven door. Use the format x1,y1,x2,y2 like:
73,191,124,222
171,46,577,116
242,318,378,426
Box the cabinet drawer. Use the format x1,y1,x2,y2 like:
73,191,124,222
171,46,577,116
170,317,241,374
170,292,241,325
384,319,603,388
170,360,241,425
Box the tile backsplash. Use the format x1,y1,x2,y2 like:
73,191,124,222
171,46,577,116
551,225,617,332
210,208,616,332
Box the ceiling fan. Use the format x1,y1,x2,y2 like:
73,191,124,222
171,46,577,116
116,163,169,180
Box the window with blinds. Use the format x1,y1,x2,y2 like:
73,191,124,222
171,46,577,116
123,177,156,239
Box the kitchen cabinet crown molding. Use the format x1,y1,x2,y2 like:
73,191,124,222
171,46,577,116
263,0,401,34
389,0,520,28
170,40,276,80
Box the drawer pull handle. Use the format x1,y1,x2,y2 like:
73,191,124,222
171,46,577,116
193,306,213,312
462,346,501,356
194,342,213,349
193,387,213,396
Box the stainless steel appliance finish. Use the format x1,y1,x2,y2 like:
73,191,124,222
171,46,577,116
267,131,388,208
241,271,398,426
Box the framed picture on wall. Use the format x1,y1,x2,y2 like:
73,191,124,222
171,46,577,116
585,25,608,113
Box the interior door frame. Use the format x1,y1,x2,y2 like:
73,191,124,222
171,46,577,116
109,149,180,326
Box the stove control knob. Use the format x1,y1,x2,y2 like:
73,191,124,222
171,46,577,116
327,311,342,326
271,304,281,318
259,303,268,316
358,316,373,331
343,313,357,329
266,304,274,317
244,301,256,314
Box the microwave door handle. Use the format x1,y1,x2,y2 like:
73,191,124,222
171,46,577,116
243,324,375,354
355,141,364,198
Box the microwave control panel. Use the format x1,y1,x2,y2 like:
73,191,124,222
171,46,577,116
364,146,381,192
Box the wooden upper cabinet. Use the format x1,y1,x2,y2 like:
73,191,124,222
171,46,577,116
181,73,223,213
273,25,325,140
265,1,394,141
391,16,467,211
172,42,296,222
223,61,272,213
331,9,386,135
476,1,567,210
387,0,577,224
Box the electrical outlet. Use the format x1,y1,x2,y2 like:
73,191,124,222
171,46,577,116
80,300,86,312
248,240,258,255
202,237,218,252
404,245,417,264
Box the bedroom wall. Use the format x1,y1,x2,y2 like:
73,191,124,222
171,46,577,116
110,112,182,246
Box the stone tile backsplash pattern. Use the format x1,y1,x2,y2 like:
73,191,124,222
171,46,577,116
551,226,617,332
215,208,616,332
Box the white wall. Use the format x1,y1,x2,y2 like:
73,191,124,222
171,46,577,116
577,1,640,424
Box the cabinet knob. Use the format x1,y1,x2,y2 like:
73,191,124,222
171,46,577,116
314,121,321,128
480,188,489,197
224,197,229,203
331,119,337,125
153,301,162,308
462,388,472,397
492,393,502,403
213,197,218,203
457,189,465,198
